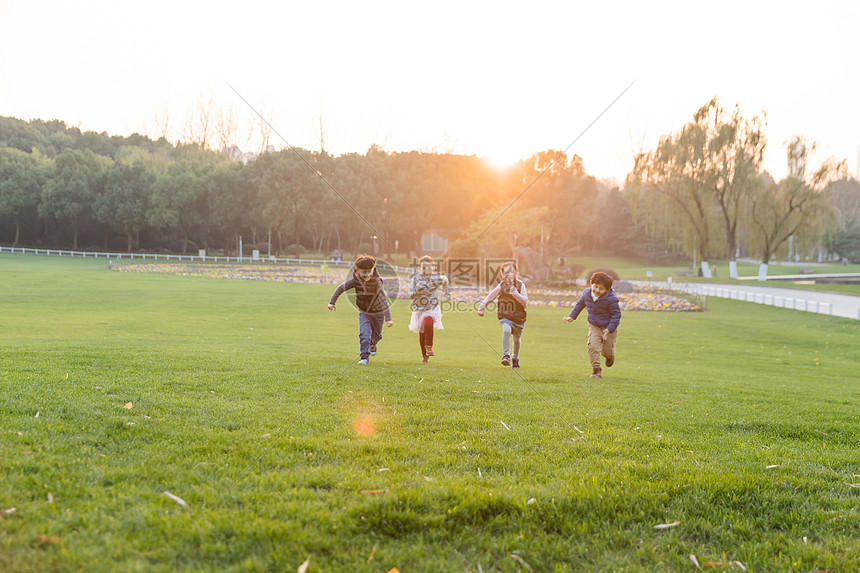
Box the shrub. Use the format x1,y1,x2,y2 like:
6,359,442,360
285,243,308,257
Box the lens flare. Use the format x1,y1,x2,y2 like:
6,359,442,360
353,417,377,437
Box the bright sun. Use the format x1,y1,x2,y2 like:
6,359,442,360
480,147,521,170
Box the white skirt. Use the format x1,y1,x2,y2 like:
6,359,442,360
408,306,444,333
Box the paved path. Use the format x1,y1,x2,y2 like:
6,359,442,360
684,282,860,320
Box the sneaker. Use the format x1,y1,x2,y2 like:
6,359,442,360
589,368,602,379
370,344,377,356
501,355,511,366
605,355,614,367
421,356,429,363
358,358,369,365
511,357,520,369
424,345,435,357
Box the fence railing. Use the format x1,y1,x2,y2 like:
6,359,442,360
697,284,834,316
0,246,414,274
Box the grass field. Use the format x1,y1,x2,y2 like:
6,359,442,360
1,254,859,572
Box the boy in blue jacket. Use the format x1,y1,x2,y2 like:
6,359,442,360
563,271,621,379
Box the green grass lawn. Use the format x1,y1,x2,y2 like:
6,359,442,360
1,255,859,572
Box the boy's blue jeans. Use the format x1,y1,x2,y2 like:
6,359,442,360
358,311,384,359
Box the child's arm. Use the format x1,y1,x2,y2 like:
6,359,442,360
328,279,354,310
606,296,621,333
477,284,502,316
409,273,421,297
563,291,588,322
509,281,528,306
378,281,394,325
441,274,450,298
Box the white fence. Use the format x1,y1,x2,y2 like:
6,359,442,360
698,285,834,316
0,246,412,274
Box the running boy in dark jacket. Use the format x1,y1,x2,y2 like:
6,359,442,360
328,255,393,365
563,271,620,379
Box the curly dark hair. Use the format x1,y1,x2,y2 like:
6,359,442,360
589,271,614,289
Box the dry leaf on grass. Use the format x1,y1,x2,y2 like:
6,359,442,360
123,402,133,409
500,421,511,431
690,554,701,568
366,544,377,564
377,468,390,472
510,553,534,572
361,490,387,494
2,508,16,515
765,465,780,469
845,482,860,488
163,491,188,507
36,535,60,545
653,521,681,529
260,433,271,438
297,556,310,573
573,425,583,434
35,411,39,418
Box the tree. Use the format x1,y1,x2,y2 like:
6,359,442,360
147,161,206,253
40,148,109,250
207,162,252,254
0,147,45,246
824,178,860,231
746,137,844,264
93,162,155,252
630,110,718,261
703,100,766,259
629,98,766,262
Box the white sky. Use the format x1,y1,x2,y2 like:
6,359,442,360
2,0,859,183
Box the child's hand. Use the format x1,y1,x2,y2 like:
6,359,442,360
328,303,336,311
602,328,610,341
386,320,393,328
562,316,574,323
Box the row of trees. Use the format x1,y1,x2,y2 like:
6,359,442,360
2,103,859,264
0,116,650,259
628,99,859,264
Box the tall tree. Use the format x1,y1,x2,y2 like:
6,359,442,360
147,161,206,253
629,98,766,262
703,99,766,259
93,162,155,252
40,148,109,250
746,137,844,264
0,147,45,246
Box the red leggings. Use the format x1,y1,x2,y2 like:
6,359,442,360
419,316,434,355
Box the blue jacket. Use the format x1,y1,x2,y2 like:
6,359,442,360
569,288,621,332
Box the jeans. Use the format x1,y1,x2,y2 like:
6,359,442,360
501,322,521,358
358,312,384,359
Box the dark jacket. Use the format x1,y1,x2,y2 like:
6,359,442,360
496,280,527,324
569,288,621,332
329,268,392,321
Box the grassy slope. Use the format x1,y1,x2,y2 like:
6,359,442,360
1,255,859,572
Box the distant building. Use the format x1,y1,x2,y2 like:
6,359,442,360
420,230,449,253
223,145,278,165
